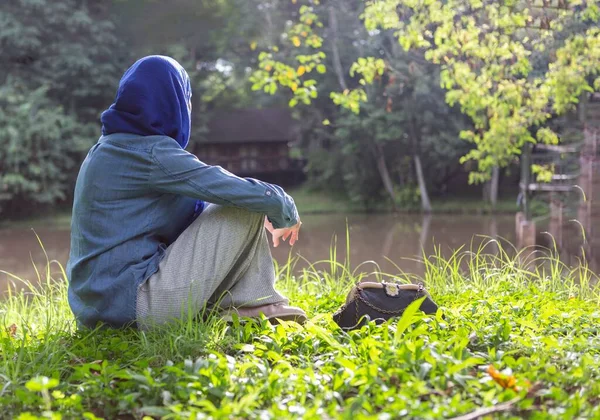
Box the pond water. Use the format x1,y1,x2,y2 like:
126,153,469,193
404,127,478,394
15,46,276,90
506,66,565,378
2,212,599,293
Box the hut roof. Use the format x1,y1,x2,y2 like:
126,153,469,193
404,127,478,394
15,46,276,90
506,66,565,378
203,108,295,144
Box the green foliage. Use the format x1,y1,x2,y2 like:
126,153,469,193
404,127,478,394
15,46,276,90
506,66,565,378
249,5,326,108
0,0,127,216
350,57,386,85
330,89,367,114
0,0,124,120
532,163,555,183
362,0,600,183
329,58,385,114
0,86,93,214
1,245,600,418
546,28,600,114
328,61,469,205
394,185,421,209
251,0,470,209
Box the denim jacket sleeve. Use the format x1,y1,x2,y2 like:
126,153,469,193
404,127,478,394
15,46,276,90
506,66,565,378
149,137,299,229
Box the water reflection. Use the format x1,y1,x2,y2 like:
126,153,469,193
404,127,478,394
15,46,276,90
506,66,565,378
269,214,518,277
1,213,599,293
0,227,71,289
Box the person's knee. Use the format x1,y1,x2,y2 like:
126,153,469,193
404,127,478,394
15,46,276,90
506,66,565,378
205,205,263,228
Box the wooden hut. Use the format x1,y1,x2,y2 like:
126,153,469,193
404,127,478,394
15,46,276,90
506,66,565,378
193,109,300,180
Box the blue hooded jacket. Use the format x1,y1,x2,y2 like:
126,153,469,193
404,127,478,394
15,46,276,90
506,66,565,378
67,56,298,328
101,55,204,216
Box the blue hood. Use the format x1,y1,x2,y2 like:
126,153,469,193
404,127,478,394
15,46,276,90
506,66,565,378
101,56,192,149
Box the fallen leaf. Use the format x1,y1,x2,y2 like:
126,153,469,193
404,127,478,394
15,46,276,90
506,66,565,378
487,365,526,392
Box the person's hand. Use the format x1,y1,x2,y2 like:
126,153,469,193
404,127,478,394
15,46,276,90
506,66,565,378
265,216,302,247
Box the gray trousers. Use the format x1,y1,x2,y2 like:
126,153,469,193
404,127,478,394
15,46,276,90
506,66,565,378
136,204,287,329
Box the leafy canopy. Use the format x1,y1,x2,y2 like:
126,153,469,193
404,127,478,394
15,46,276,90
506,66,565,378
251,0,600,183
0,0,125,215
362,0,600,182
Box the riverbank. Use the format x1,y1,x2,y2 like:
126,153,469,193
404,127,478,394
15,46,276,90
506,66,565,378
0,188,543,230
288,187,526,215
2,247,599,419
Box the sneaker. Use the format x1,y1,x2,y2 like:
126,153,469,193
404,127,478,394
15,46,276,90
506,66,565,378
221,303,307,324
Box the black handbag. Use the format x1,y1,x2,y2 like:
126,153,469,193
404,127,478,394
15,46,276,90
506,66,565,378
332,282,439,330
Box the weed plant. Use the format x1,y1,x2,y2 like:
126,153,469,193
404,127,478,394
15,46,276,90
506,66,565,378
1,239,599,419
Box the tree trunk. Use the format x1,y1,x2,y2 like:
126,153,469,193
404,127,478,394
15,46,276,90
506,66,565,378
264,3,275,45
489,166,500,208
414,154,432,213
375,144,398,209
409,118,432,213
328,6,348,91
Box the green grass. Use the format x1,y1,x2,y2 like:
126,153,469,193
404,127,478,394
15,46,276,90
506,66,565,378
1,242,600,419
288,187,365,214
290,186,547,216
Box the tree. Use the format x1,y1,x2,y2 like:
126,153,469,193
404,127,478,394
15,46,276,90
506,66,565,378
251,0,599,212
0,0,126,216
0,87,93,216
360,0,600,184
250,0,468,211
1,0,125,120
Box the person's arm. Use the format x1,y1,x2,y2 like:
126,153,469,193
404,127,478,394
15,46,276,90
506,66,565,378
149,137,298,229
